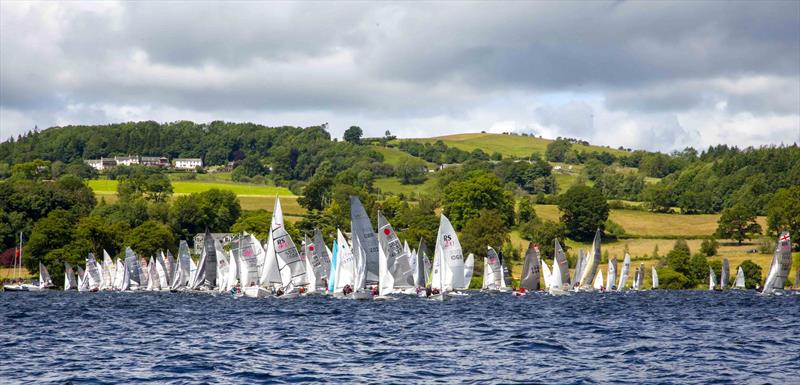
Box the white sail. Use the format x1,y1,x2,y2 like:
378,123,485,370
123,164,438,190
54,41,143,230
312,229,331,282
554,239,570,288
376,211,415,289
113,259,125,290
762,231,792,294
378,241,395,295
165,250,176,285
216,252,229,293
617,253,631,291
333,230,356,294
120,259,130,291
188,256,198,288
124,247,141,288
734,266,746,288
259,198,284,287
156,251,169,289
579,229,602,288
227,251,239,291
414,240,428,288
77,266,89,292
139,257,150,289
37,262,53,289
550,257,565,292
592,270,604,290
708,267,717,291
350,196,379,283
85,253,102,291
232,234,261,287
574,249,585,287
432,215,464,291
541,259,553,289
720,258,730,289
175,240,192,289
190,247,207,290
147,257,160,291
463,253,475,290
302,239,318,293
353,236,369,292
102,250,114,289
64,262,77,290
606,257,617,290
519,243,541,291
483,246,504,290
651,266,659,289
273,225,307,288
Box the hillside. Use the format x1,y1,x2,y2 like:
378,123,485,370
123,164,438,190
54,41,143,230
403,133,629,158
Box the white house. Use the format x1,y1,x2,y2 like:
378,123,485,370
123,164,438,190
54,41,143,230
84,157,117,171
114,155,140,166
174,158,203,170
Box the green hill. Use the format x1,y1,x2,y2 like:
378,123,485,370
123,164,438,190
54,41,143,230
403,133,628,158
370,145,433,167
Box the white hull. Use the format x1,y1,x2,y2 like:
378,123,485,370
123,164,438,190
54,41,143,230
243,286,270,298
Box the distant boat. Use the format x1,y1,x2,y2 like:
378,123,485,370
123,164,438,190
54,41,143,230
482,246,508,292
617,253,631,291
573,249,585,288
519,243,541,291
548,253,568,296
462,253,475,290
3,233,32,292
377,211,415,291
762,231,792,295
592,269,604,291
64,262,78,291
734,266,746,289
632,263,643,291
350,196,379,284
553,238,570,290
333,229,356,298
38,262,54,290
708,267,717,291
413,239,428,288
720,258,730,290
578,229,602,290
651,266,659,289
541,257,553,291
606,257,617,291
431,215,464,300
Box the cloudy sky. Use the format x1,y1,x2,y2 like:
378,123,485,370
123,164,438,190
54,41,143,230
1,1,798,151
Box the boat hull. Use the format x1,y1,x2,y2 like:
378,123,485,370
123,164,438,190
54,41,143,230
243,286,270,298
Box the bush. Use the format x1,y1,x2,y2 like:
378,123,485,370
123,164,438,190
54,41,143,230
700,238,719,256
604,219,626,239
738,260,762,289
657,268,692,289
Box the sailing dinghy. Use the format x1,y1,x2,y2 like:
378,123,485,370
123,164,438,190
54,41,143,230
734,266,746,289
64,262,78,290
762,231,792,295
651,266,659,289
519,243,541,292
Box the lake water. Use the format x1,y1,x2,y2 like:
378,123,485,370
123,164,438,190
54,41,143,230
1,290,798,384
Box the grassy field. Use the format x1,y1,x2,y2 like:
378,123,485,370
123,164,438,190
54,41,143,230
405,133,628,158
374,177,439,196
88,179,293,196
371,146,434,167
0,267,33,280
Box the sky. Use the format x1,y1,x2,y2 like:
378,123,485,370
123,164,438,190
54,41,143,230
1,1,798,152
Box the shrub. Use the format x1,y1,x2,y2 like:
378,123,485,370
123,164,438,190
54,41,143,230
657,268,692,289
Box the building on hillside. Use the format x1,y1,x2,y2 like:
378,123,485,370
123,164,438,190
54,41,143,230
174,158,203,170
85,157,117,171
141,156,169,167
192,233,234,255
114,155,140,166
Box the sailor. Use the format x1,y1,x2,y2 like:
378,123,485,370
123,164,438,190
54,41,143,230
371,286,378,296
343,284,353,295
276,287,285,297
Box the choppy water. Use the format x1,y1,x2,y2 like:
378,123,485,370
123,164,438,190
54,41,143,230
1,290,799,384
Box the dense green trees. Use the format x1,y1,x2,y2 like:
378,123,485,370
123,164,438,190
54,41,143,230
518,218,567,258
443,172,515,230
395,158,428,184
459,209,510,259
125,220,176,258
545,138,572,162
558,186,609,241
767,186,800,249
738,260,762,289
170,189,241,240
715,204,762,244
344,126,363,144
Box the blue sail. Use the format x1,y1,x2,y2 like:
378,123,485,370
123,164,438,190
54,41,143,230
328,239,338,293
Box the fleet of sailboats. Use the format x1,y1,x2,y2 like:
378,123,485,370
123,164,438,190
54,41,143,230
2,204,796,297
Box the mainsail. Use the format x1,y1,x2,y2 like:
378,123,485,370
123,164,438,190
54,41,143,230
233,234,261,287
303,234,325,289
273,225,307,288
147,257,160,291
333,229,356,294
124,248,140,288
328,238,338,293
554,239,570,288
102,250,114,289
632,263,643,290
578,229,602,288
113,259,126,290
463,253,475,290
156,251,169,289
64,262,77,290
762,231,792,294
312,229,331,281
720,258,730,289
617,253,631,291
85,253,102,291
201,230,218,289
432,215,465,291
378,242,395,295
734,266,746,288
574,249,585,287
708,267,717,290
259,197,284,287
519,243,541,291
606,257,617,290
414,239,428,287
39,262,53,288
77,266,89,292
483,246,503,290
592,270,604,290
376,211,415,288
651,266,659,289
350,196,379,283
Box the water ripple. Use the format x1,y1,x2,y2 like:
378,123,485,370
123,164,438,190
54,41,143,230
1,290,799,384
